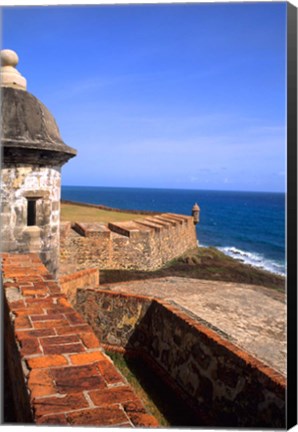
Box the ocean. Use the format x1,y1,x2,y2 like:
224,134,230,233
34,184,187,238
61,186,286,276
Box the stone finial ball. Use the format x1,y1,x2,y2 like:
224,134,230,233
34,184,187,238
0,49,19,67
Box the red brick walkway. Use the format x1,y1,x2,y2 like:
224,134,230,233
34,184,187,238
2,253,159,427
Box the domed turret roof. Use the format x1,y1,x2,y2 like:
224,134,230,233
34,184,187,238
1,87,77,158
1,49,77,166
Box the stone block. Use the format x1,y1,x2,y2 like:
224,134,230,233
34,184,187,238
96,359,126,385
69,351,106,365
39,334,79,343
33,319,70,329
73,222,111,238
14,204,27,225
14,315,32,330
23,226,41,240
1,241,19,253
108,222,141,238
135,219,161,232
51,201,60,211
1,201,12,213
127,411,159,427
65,406,129,426
89,386,138,407
79,332,101,349
60,221,71,239
52,363,106,393
0,213,12,225
23,190,50,199
43,343,85,355
37,414,68,425
28,369,56,399
27,355,68,369
20,337,42,356
56,324,91,335
34,393,88,418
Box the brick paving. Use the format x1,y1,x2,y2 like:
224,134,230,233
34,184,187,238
103,276,286,376
2,253,159,427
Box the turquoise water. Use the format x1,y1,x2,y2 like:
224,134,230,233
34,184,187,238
61,186,286,275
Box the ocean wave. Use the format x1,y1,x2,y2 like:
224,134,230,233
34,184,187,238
217,246,285,276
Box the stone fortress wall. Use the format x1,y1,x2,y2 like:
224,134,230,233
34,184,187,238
76,287,286,428
60,212,198,272
3,253,286,428
1,166,61,275
2,254,159,427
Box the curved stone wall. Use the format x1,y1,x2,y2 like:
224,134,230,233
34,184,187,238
1,166,61,275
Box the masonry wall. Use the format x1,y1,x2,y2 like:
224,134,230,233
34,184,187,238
76,288,286,429
2,253,158,427
1,166,61,275
60,213,198,272
4,293,33,423
58,268,99,306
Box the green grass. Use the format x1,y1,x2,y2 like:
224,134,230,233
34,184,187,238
107,351,200,427
101,246,285,292
60,202,146,223
107,352,169,426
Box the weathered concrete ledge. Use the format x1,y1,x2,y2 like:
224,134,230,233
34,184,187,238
2,253,159,427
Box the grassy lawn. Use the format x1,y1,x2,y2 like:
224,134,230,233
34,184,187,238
60,202,146,223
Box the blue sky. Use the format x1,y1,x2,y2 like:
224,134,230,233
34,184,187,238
2,2,287,192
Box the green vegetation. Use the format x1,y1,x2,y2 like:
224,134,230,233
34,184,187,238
101,246,285,292
107,351,199,427
60,202,146,223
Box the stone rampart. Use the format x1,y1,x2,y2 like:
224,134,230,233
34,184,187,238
2,253,158,427
76,287,286,428
60,212,198,272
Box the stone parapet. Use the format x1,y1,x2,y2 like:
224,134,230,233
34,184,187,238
2,253,159,427
60,212,198,272
73,222,111,238
108,220,151,238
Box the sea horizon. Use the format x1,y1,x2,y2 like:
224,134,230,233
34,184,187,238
63,184,286,195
